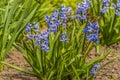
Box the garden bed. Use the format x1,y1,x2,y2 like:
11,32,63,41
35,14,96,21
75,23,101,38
0,43,120,80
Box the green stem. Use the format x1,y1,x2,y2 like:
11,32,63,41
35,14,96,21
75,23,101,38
96,43,100,54
0,63,4,71
0,61,37,76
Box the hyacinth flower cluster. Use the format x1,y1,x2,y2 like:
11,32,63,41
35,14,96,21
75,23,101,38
100,0,110,14
90,63,100,75
44,5,73,42
112,0,120,16
25,5,74,52
76,0,91,20
45,5,74,29
25,22,50,52
83,21,99,43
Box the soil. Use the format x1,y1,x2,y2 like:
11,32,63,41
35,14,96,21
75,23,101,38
0,43,120,80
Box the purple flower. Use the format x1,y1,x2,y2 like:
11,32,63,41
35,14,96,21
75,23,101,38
25,28,31,33
116,10,120,16
100,7,109,14
36,40,41,46
34,35,39,40
28,34,33,39
26,23,32,29
83,22,99,33
51,13,58,20
60,32,69,42
83,27,93,33
114,0,120,16
40,30,50,38
76,0,91,20
44,15,50,23
84,22,99,43
25,22,50,53
93,63,100,69
49,24,57,32
100,0,110,14
90,63,100,75
102,0,110,8
112,4,116,8
90,69,96,75
80,15,87,20
25,23,32,33
59,13,67,21
91,22,99,30
33,22,39,31
86,33,99,42
41,44,49,53
60,5,67,14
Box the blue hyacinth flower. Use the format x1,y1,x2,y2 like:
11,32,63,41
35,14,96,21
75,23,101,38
28,34,33,39
93,63,100,69
90,69,96,75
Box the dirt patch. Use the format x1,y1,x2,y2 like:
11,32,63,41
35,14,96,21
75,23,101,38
0,49,38,80
0,43,120,80
94,44,120,80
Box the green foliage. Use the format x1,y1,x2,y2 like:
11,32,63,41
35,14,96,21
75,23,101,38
0,0,39,70
0,0,117,80
90,0,120,46
0,0,63,71
100,8,120,46
5,20,112,80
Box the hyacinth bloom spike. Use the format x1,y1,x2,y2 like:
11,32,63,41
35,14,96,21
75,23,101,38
102,0,110,8
100,0,110,14
76,0,91,20
61,5,67,14
111,0,120,16
114,0,120,16
84,21,99,43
